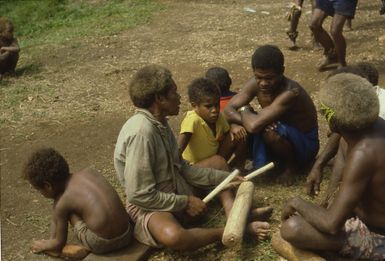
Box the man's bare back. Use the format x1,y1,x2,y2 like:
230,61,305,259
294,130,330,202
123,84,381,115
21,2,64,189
58,169,129,238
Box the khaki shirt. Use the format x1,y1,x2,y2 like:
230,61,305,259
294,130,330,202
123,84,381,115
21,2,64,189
114,109,229,212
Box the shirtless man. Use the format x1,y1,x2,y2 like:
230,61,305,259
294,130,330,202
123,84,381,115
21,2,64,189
114,64,271,251
25,148,132,258
280,73,385,260
224,45,319,185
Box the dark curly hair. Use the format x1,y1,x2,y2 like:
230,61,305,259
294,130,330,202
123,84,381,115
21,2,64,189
23,148,70,189
355,62,379,86
188,77,220,104
251,45,284,74
205,67,232,95
129,64,174,109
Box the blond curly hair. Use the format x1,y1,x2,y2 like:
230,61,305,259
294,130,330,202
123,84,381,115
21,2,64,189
129,64,174,108
319,73,379,132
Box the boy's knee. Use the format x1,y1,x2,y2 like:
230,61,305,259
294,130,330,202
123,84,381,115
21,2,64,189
280,216,303,243
309,21,321,33
211,155,229,171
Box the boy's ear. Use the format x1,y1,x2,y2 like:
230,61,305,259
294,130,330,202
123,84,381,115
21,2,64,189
281,66,285,74
191,101,198,109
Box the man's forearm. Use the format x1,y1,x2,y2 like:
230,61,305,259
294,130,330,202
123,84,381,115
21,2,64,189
292,197,340,234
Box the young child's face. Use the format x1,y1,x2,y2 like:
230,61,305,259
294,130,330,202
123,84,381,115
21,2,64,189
193,96,220,124
34,183,55,199
1,23,14,40
254,68,283,94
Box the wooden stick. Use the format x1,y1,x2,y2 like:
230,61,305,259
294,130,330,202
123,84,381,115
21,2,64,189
219,162,275,192
272,232,326,261
222,181,255,247
202,169,240,204
244,162,274,181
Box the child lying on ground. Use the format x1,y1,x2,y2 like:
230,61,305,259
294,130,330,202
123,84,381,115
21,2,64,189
178,77,247,171
24,148,132,259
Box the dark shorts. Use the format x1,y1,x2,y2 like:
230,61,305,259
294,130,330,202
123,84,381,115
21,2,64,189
316,0,358,18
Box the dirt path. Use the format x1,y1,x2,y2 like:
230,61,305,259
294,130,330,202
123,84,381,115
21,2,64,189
1,1,384,260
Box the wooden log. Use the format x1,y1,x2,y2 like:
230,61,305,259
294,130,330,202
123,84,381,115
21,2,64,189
202,169,240,204
272,232,326,261
222,181,255,247
244,162,274,180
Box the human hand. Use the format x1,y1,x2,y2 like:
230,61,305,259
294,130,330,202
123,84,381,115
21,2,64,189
230,124,247,141
281,197,300,221
264,122,278,132
306,166,323,197
185,195,206,217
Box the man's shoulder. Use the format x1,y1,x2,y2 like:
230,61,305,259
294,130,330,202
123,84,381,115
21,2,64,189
119,112,158,137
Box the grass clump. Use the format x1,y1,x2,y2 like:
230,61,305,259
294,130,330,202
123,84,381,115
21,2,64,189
0,0,165,46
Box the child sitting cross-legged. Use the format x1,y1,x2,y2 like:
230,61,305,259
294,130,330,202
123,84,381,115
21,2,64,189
178,77,247,171
24,148,132,259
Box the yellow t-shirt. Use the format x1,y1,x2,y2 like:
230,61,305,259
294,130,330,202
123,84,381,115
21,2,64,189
180,110,230,164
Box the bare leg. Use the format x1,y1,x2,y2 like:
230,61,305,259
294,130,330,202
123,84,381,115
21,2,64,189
287,0,304,50
344,18,352,31
218,132,248,170
330,14,347,67
263,129,298,186
148,212,224,251
194,154,229,171
309,9,338,71
280,215,344,251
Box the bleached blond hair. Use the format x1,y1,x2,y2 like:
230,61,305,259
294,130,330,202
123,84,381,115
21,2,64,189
319,73,379,132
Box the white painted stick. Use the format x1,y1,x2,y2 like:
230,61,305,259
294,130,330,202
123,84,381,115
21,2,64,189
244,162,274,181
202,169,240,204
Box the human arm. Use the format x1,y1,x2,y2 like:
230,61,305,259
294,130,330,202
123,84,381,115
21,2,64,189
178,132,192,154
306,133,341,196
0,39,20,53
223,77,256,125
282,147,374,235
31,204,68,254
240,90,297,133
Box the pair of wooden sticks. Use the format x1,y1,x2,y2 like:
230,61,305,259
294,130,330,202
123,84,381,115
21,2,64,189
202,162,275,204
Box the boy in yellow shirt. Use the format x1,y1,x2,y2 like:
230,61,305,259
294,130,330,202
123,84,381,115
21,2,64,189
178,77,247,171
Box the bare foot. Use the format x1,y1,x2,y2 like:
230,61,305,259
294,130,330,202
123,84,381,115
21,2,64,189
276,168,296,186
60,244,90,259
246,221,270,241
286,31,298,51
249,206,274,221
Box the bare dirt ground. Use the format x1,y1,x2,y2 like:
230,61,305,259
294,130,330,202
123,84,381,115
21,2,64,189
1,1,384,260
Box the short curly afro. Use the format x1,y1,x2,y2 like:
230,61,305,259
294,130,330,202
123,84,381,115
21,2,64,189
319,73,379,133
188,77,220,104
129,64,174,109
23,147,69,189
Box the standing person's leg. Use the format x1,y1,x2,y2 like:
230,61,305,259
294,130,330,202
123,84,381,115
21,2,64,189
330,14,347,68
148,212,224,251
287,0,304,49
309,3,338,70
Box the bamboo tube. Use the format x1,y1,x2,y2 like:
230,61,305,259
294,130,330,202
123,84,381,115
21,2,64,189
222,181,255,247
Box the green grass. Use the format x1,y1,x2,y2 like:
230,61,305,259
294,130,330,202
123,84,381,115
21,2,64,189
0,0,165,47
